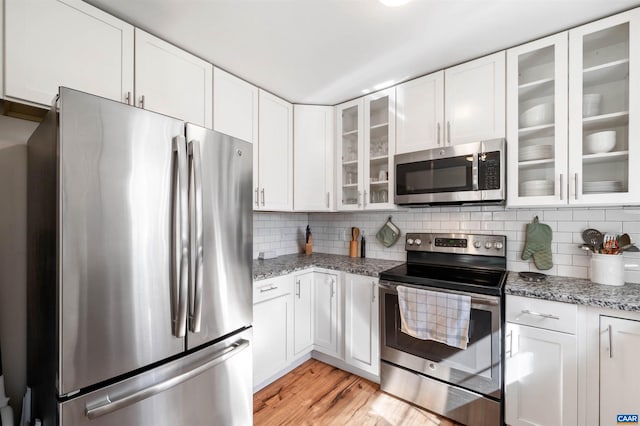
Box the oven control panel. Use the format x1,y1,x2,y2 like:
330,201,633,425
405,232,506,257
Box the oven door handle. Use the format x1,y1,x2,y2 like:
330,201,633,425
378,281,500,307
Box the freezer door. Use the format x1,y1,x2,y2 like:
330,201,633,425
60,329,252,426
58,88,186,394
185,125,253,349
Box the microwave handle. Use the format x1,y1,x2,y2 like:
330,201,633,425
472,153,479,191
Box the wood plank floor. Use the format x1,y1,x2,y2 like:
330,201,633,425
254,359,462,425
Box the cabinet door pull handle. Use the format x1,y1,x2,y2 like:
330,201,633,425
371,282,376,303
255,188,259,207
261,188,265,206
574,173,579,200
330,278,335,298
139,95,145,109
447,121,451,145
608,324,613,358
357,191,362,207
559,174,564,200
326,192,330,209
520,309,559,320
437,122,441,145
296,280,301,298
363,190,368,207
125,91,132,105
260,285,278,293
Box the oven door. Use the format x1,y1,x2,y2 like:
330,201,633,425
394,142,480,205
379,281,502,399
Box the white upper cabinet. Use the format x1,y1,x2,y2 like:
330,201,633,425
135,29,212,128
507,33,569,207
213,67,258,144
4,0,134,106
395,71,444,153
293,105,335,211
256,89,294,211
445,51,506,145
337,98,364,210
336,88,395,211
394,53,504,154
364,89,396,210
568,9,640,205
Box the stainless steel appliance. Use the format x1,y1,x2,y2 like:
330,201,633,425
27,88,253,425
379,233,507,426
394,139,505,206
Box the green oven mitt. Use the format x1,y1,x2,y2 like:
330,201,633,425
521,216,553,270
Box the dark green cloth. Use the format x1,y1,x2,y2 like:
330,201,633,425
521,216,553,270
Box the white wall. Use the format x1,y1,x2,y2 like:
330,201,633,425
307,206,640,282
0,114,38,420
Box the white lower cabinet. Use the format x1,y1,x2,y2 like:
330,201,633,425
293,272,314,356
252,275,294,388
505,296,578,426
344,273,379,376
313,272,340,357
599,315,640,425
254,270,381,391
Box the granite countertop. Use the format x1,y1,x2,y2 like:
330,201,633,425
254,253,640,312
506,271,640,312
253,253,403,281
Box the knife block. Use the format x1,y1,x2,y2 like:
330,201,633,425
349,241,358,258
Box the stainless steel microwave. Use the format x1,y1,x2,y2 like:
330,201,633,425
394,138,505,206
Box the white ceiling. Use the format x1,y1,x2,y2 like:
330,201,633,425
84,0,640,105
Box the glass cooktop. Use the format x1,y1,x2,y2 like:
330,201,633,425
379,262,507,296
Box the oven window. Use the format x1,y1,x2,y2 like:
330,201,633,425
384,292,493,380
396,155,473,195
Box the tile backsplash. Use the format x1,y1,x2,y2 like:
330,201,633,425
253,212,310,259
256,206,640,283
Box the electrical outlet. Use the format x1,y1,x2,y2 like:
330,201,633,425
338,229,347,241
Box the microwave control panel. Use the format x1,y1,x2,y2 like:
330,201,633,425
478,151,501,190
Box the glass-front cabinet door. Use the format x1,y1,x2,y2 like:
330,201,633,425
337,99,363,210
364,88,395,210
507,33,569,207
568,9,640,205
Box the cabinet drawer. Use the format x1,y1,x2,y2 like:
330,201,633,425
506,295,577,334
253,275,294,304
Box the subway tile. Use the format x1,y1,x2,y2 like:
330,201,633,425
557,265,588,279
572,209,605,221
553,254,573,265
431,212,450,221
606,208,640,221
543,210,573,221
471,212,493,221
492,211,517,221
588,221,622,233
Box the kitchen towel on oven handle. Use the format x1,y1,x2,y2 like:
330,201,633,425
396,286,471,350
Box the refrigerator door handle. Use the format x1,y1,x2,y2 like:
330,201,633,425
84,339,250,420
173,136,189,338
188,139,204,333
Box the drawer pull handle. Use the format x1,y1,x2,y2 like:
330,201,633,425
260,285,278,293
521,309,559,320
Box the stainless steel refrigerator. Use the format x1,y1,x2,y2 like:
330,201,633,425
27,87,253,425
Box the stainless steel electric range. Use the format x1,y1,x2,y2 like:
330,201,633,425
378,232,507,426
